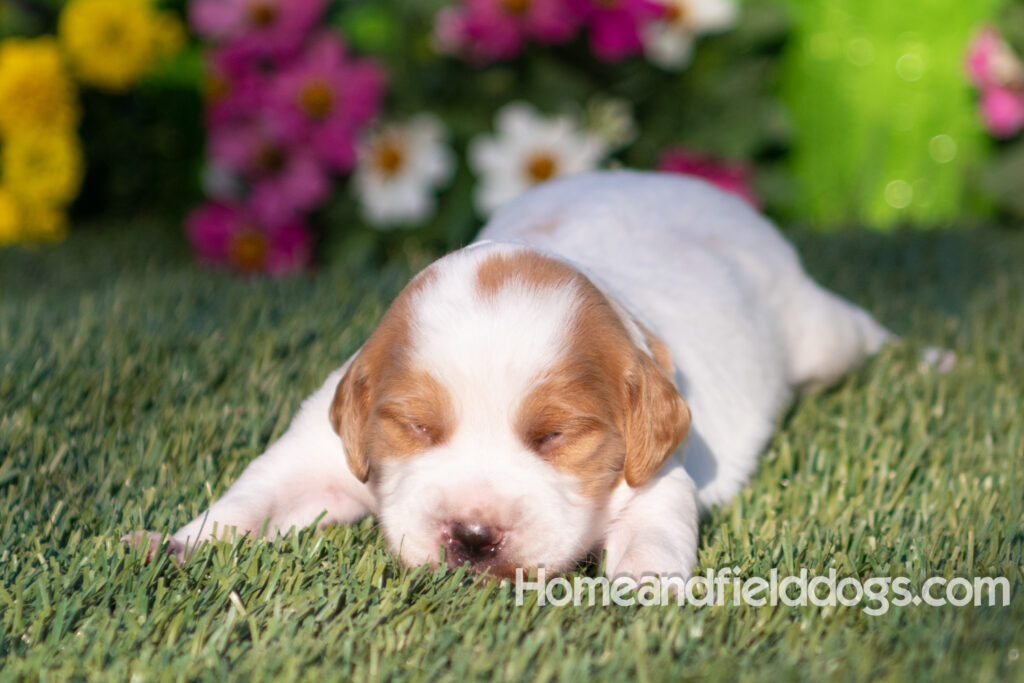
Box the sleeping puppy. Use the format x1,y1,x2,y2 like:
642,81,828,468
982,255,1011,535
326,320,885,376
126,170,890,579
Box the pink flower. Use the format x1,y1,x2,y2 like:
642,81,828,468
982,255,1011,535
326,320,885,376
203,47,267,129
190,0,328,56
657,147,759,207
568,0,663,61
966,26,1024,90
209,112,331,224
268,32,386,172
980,86,1024,138
187,201,313,275
439,0,579,61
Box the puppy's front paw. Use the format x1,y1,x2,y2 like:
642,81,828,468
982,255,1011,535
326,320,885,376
122,530,186,565
608,541,695,582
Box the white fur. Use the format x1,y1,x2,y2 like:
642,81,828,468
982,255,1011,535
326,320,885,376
378,246,601,570
150,171,889,578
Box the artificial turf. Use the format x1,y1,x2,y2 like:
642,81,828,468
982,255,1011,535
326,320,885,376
0,220,1022,681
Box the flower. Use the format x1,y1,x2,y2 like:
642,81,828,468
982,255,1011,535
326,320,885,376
1,131,84,208
190,0,328,57
0,186,20,245
642,0,737,70
268,32,386,172
966,26,1024,91
657,147,759,206
469,102,606,215
965,27,1024,138
437,0,579,61
209,111,331,225
187,201,312,274
353,114,455,227
202,45,269,129
979,86,1024,138
59,0,185,92
567,0,664,61
0,38,79,135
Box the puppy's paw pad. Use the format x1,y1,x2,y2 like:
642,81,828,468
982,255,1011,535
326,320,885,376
121,530,186,564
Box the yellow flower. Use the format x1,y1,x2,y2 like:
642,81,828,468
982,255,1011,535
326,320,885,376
59,0,185,92
2,131,84,207
0,37,80,136
0,186,21,245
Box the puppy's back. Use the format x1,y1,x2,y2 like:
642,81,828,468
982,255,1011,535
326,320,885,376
477,170,890,507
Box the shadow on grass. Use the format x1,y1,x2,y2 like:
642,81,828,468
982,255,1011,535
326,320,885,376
786,226,1023,335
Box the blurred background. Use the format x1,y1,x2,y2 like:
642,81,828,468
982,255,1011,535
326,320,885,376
0,0,1021,274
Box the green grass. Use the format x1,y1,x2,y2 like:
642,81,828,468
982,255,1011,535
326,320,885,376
1,220,1022,681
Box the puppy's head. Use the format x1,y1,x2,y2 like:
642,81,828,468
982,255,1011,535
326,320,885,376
330,244,690,575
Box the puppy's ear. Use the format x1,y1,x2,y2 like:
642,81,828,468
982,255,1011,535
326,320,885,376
622,349,691,488
330,357,372,482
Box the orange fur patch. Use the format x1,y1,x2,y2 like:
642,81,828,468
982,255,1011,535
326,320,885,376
330,268,452,481
476,250,692,498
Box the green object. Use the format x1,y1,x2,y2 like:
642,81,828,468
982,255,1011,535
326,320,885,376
1,221,1022,678
336,4,401,54
779,0,1005,228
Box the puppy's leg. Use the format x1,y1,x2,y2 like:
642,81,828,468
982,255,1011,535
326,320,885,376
602,459,699,580
784,277,893,393
125,370,373,562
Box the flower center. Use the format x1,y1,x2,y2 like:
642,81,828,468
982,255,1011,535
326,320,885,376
255,145,286,174
247,1,278,27
500,0,531,15
101,19,126,47
299,81,335,119
663,1,689,25
525,152,558,183
372,139,405,177
229,228,269,271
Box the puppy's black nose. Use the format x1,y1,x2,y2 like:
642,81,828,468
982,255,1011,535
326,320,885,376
447,522,502,563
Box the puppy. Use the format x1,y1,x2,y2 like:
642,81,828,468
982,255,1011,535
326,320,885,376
126,170,890,579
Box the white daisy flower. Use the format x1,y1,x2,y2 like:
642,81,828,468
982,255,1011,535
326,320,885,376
469,102,607,216
642,0,738,70
354,114,455,228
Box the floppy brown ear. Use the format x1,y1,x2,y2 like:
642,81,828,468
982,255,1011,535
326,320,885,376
622,350,691,488
330,357,373,482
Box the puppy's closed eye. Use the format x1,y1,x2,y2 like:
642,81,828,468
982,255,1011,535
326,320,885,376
524,416,604,459
535,431,561,447
528,429,564,456
379,410,438,447
392,416,433,440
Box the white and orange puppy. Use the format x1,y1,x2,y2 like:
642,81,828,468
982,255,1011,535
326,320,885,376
127,171,890,579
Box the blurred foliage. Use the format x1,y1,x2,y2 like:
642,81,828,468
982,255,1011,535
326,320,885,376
778,0,1009,229
74,51,205,220
980,2,1024,221
1,0,1019,261
321,0,791,260
0,0,203,226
